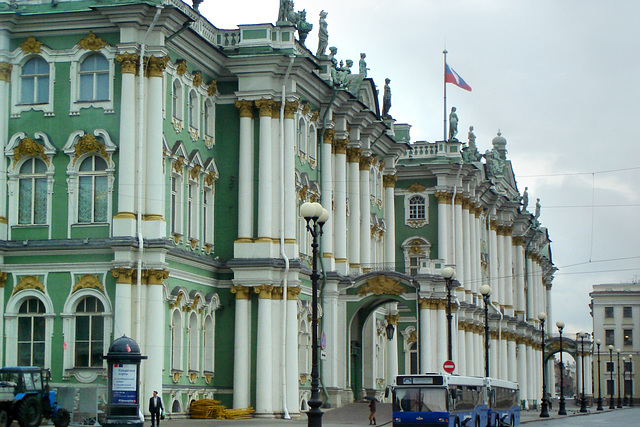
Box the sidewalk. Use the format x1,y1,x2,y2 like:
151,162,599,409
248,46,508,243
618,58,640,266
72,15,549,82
519,404,621,423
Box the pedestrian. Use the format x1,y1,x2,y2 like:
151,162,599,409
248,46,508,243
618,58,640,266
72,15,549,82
368,399,376,425
149,390,164,426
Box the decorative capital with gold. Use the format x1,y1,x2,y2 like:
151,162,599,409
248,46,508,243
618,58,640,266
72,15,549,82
271,102,282,119
284,100,299,119
0,272,7,288
116,53,140,75
271,287,283,300
335,138,348,154
254,284,274,299
145,269,170,285
146,55,169,78
435,191,452,204
235,100,253,118
230,285,251,300
359,156,373,171
207,80,218,96
383,174,397,188
176,59,188,76
111,268,135,284
347,147,362,163
0,62,12,82
490,220,499,231
287,286,301,300
385,314,400,325
323,128,335,145
255,99,276,117
192,71,203,87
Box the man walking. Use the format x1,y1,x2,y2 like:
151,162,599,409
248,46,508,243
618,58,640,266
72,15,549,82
149,390,164,426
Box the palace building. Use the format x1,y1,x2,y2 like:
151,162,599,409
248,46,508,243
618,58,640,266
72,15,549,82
0,0,556,420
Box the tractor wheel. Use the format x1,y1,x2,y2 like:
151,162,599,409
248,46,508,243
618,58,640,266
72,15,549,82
16,396,42,427
0,410,8,427
53,408,70,427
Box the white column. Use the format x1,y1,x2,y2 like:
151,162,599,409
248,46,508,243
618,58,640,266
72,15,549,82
271,110,282,240
496,231,505,307
514,240,526,316
507,337,517,381
454,197,464,284
436,193,449,262
112,269,133,337
490,334,499,378
465,329,474,376
231,286,251,408
474,212,483,292
347,149,361,269
283,102,297,242
236,101,254,240
144,57,167,237
113,56,137,236
254,285,274,416
359,156,371,268
437,303,447,371
383,176,397,265
334,140,348,273
143,270,166,410
526,345,535,404
0,48,10,240
386,304,399,384
462,201,472,293
285,288,300,416
489,222,500,303
323,282,339,387
321,129,334,264
255,99,275,241
504,233,514,311
517,341,528,403
468,207,478,295
500,336,508,380
457,323,466,375
526,256,535,321
419,301,431,374
474,328,482,376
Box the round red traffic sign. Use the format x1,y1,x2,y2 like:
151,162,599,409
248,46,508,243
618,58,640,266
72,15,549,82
443,360,455,373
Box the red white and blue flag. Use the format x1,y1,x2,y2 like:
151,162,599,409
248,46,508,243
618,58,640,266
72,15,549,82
445,63,472,91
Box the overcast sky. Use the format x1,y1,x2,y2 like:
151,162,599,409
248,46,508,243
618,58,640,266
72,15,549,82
200,0,640,338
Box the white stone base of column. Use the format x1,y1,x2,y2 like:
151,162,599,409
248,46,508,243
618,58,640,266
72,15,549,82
142,218,166,239
334,259,349,275
112,217,137,237
234,240,284,259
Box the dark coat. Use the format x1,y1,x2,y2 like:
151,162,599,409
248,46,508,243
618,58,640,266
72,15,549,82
149,395,164,413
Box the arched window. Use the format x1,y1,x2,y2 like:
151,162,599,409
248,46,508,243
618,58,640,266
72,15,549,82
171,174,184,236
203,99,214,139
78,155,108,223
18,158,47,225
307,124,317,163
203,315,214,372
172,80,183,121
79,53,109,101
409,195,426,220
188,90,199,129
171,309,182,371
17,298,46,367
75,296,105,368
188,312,198,372
297,118,305,157
202,186,214,246
20,57,49,105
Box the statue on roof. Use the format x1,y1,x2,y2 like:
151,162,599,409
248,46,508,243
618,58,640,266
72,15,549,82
534,198,541,219
278,0,295,23
293,10,312,44
448,107,458,141
468,126,476,149
329,46,338,69
359,53,369,77
461,125,481,163
521,187,529,211
316,10,329,57
382,78,392,118
484,147,505,178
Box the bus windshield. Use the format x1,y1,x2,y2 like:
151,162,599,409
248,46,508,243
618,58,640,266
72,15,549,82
393,388,447,413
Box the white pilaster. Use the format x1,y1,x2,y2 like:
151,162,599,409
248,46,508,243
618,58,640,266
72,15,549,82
256,100,274,241
285,291,300,415
504,234,514,310
283,104,297,242
462,202,472,293
496,232,505,307
143,272,166,412
236,101,254,240
419,302,430,374
232,286,251,408
347,150,361,269
323,282,339,387
383,176,396,265
321,130,334,267
517,341,528,402
359,157,371,268
465,329,474,377
454,198,464,284
254,285,274,416
436,193,449,262
334,140,348,274
507,337,517,382
489,222,500,303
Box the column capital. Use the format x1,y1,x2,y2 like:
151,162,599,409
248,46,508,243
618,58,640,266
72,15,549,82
271,286,283,300
116,52,139,74
383,174,397,188
146,55,169,77
347,147,362,162
323,128,335,145
235,100,254,118
512,236,526,246
231,285,251,299
144,269,169,285
359,156,372,171
287,286,301,300
111,268,135,284
0,272,6,288
0,62,12,82
335,138,348,154
271,101,282,119
435,192,452,204
255,98,276,117
490,220,499,231
284,100,299,119
254,284,274,299
385,314,400,325
454,193,463,205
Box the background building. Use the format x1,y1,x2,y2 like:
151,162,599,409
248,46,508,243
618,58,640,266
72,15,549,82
0,0,556,420
591,282,639,406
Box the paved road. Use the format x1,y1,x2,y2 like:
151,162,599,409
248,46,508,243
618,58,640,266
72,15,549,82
524,407,640,426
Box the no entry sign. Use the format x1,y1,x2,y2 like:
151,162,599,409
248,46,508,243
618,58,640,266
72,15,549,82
443,360,455,373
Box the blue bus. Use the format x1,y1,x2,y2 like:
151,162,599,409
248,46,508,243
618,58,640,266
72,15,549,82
387,374,519,427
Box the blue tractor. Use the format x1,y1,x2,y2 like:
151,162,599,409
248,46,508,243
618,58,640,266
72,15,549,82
0,367,70,427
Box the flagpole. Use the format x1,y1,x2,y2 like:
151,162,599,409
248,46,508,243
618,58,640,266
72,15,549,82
443,49,447,142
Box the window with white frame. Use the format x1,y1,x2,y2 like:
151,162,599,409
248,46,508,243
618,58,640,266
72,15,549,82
74,296,104,368
20,57,49,105
17,297,46,367
79,53,109,102
203,315,214,373
298,319,311,376
78,155,109,223
187,181,196,240
203,99,214,142
18,158,47,225
404,191,429,227
188,312,198,372
297,118,305,159
172,80,183,121
409,195,426,220
308,124,317,164
171,174,184,236
188,90,199,129
402,238,431,276
202,186,214,246
171,309,182,371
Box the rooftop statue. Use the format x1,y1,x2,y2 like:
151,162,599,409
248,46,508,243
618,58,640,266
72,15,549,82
521,187,529,211
534,198,541,219
382,78,392,118
448,107,458,141
329,46,338,69
468,126,476,149
484,147,505,178
278,0,295,23
461,126,481,163
316,10,328,57
359,53,369,77
293,9,312,44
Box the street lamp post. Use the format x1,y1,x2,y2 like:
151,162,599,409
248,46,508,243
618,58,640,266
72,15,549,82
479,285,492,378
442,266,456,364
556,321,566,415
609,345,616,409
578,332,587,412
301,202,329,427
538,312,549,418
596,340,603,411
630,354,634,407
617,348,623,408
623,357,628,406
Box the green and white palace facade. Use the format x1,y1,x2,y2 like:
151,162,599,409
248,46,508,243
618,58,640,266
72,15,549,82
0,0,556,419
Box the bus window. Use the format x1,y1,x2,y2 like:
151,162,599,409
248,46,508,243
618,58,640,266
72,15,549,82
394,388,447,412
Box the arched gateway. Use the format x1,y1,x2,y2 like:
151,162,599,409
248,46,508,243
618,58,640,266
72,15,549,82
543,336,593,403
